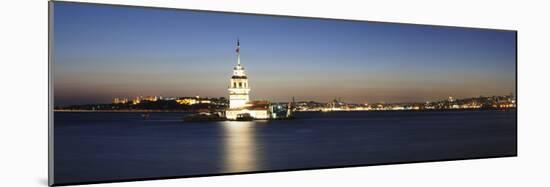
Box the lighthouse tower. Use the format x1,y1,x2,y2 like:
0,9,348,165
228,39,250,109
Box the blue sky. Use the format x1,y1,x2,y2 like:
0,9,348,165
53,2,516,106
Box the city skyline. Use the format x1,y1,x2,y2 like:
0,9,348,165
53,2,516,106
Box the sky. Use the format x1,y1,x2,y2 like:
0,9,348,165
52,2,516,106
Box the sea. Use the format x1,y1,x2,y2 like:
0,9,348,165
53,110,516,184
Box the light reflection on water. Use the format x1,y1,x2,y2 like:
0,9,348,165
222,121,260,173
53,111,516,184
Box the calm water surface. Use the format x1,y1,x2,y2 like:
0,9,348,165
54,110,516,184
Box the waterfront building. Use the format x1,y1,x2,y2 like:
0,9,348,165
226,39,270,120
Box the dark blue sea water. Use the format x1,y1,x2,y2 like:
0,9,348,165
54,110,516,184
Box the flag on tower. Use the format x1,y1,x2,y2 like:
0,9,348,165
236,39,240,53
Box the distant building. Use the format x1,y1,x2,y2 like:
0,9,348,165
142,96,158,102
176,96,212,105
132,96,141,105
225,39,270,120
112,97,128,104
161,97,177,101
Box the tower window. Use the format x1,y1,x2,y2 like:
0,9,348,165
239,82,242,88
233,82,237,88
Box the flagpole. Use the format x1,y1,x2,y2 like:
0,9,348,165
237,39,241,65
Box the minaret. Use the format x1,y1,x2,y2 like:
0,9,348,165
228,39,251,109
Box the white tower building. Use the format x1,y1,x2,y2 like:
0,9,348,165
228,39,250,109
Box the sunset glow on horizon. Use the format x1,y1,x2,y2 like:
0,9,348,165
52,2,516,106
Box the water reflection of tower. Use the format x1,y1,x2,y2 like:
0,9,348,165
222,121,260,172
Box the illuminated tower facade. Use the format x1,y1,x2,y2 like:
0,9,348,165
228,39,250,109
